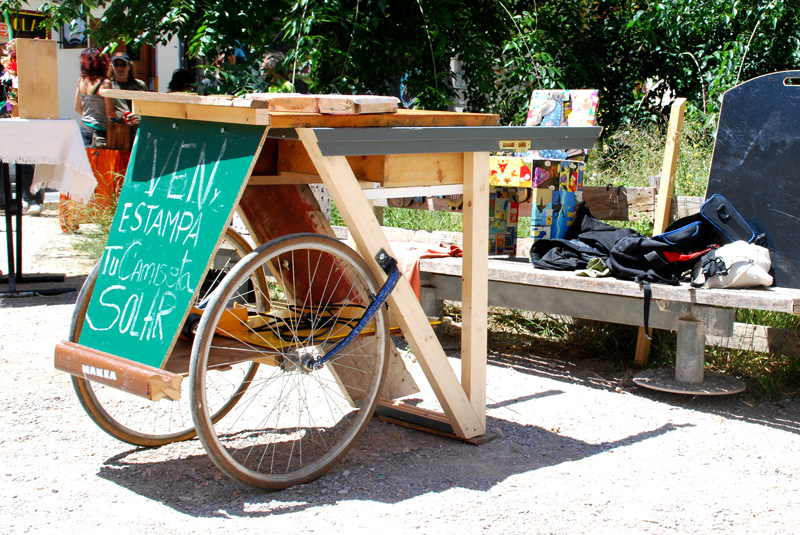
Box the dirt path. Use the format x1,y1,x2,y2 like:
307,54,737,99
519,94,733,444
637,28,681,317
2,209,799,534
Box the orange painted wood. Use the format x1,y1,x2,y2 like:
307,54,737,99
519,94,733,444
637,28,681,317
54,340,182,401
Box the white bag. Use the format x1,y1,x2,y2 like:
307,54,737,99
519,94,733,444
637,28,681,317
691,241,773,289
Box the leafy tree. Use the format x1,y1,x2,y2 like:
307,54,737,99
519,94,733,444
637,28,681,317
1,0,798,132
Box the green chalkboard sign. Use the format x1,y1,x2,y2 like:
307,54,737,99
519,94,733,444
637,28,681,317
79,116,266,368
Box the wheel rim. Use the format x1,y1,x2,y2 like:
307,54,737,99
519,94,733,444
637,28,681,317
190,234,389,488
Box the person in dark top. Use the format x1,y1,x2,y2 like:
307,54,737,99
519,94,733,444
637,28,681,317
167,68,195,93
108,51,148,121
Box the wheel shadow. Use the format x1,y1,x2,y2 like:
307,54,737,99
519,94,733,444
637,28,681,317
96,410,688,518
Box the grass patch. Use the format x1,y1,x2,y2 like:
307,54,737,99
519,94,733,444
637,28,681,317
64,195,117,260
332,204,464,232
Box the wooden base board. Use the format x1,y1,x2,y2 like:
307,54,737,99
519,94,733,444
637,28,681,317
376,401,498,445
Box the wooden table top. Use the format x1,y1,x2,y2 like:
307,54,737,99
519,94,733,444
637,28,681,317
101,89,500,128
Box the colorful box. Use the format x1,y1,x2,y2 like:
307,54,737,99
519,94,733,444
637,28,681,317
489,156,532,188
525,89,599,160
565,89,600,127
489,188,521,255
489,89,595,253
530,159,584,242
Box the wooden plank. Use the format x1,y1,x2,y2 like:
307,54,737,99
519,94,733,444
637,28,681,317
55,340,182,401
376,400,498,444
319,95,399,115
245,93,319,112
461,151,489,419
16,39,59,119
277,138,384,181
708,323,800,357
276,139,466,187
164,336,281,376
249,172,323,185
101,88,269,108
246,93,399,114
103,94,498,127
268,109,499,129
653,98,687,233
582,186,656,221
427,272,735,336
297,127,485,438
382,153,465,187
636,98,687,365
131,100,270,125
419,257,800,314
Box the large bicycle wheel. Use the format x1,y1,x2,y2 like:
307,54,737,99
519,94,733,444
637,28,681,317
71,227,264,447
190,233,390,488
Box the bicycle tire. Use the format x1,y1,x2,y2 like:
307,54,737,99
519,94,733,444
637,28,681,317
190,233,389,488
71,227,263,447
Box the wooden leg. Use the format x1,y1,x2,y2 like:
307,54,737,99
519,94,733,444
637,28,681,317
634,329,653,365
297,128,484,438
460,151,489,422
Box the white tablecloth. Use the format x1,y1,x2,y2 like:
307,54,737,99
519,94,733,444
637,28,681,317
0,118,97,201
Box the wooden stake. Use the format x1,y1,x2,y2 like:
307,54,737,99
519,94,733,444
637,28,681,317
635,98,687,365
460,151,489,420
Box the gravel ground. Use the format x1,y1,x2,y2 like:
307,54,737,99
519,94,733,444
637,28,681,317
2,208,800,534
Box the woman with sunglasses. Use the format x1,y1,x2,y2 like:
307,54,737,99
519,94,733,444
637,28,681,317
108,51,148,123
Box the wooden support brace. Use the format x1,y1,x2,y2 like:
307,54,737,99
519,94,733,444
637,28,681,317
297,128,485,438
54,340,182,401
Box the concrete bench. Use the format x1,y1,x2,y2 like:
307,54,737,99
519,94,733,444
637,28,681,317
418,255,800,390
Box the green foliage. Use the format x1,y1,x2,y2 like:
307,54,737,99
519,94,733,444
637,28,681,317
6,0,797,132
584,118,715,198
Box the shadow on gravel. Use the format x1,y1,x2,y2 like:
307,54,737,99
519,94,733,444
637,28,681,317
96,415,688,517
0,275,86,307
486,347,800,436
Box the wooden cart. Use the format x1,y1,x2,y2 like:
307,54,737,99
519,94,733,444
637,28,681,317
54,91,601,489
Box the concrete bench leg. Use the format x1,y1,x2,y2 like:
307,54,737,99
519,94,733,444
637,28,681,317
675,317,704,384
420,284,444,338
633,316,746,395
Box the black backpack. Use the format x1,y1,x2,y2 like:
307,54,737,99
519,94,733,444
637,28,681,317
606,225,713,284
606,194,759,337
607,194,758,284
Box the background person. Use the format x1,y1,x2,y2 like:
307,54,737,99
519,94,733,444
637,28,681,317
108,51,147,122
74,48,114,148
167,68,195,93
